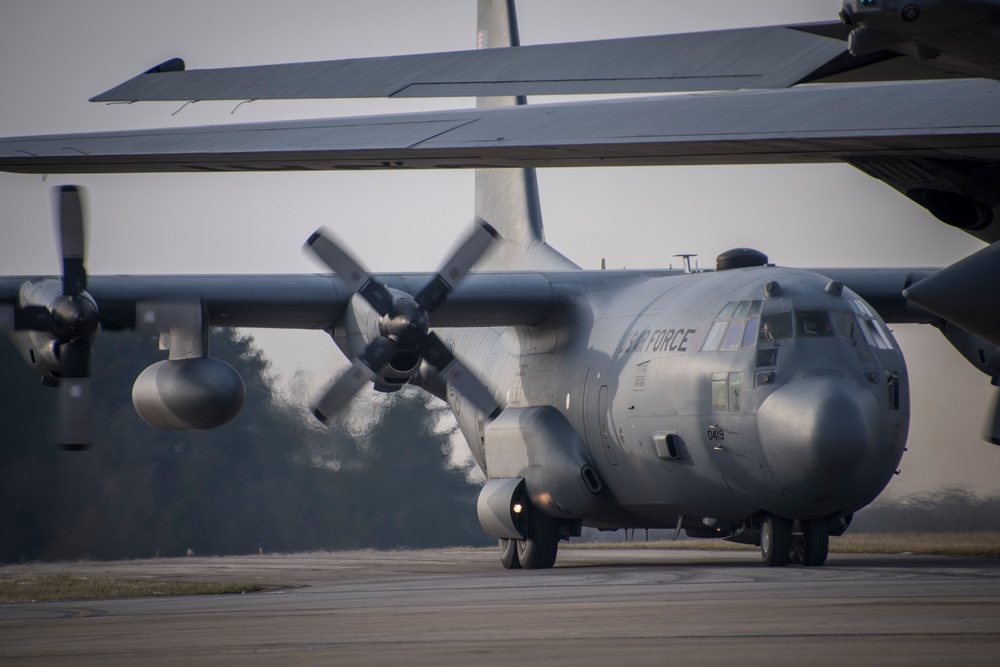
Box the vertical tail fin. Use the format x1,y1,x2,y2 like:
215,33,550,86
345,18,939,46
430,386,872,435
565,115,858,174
475,0,577,271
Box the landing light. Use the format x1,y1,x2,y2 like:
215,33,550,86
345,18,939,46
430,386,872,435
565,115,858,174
512,503,523,514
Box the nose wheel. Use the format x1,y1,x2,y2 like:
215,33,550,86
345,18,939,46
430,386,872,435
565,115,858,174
796,519,830,566
762,515,830,567
760,514,792,567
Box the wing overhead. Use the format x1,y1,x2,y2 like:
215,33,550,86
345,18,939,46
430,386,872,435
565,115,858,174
7,79,1000,241
90,24,851,102
0,271,596,331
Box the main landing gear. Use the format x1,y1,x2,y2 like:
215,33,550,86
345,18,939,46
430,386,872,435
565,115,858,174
760,514,829,567
498,502,560,570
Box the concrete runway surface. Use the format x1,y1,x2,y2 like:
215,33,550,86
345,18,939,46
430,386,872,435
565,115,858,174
1,548,999,665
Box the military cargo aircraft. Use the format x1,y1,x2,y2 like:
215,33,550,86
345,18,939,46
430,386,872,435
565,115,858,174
2,0,1000,568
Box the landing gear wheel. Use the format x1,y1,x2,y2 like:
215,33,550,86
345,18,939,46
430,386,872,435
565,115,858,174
760,514,792,567
789,541,804,565
498,538,521,569
516,506,559,570
801,519,829,567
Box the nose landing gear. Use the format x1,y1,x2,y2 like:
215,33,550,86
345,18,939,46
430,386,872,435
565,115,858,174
760,514,830,567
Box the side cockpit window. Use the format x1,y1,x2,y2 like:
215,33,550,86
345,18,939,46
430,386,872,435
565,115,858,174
848,300,894,350
702,300,763,352
759,311,793,343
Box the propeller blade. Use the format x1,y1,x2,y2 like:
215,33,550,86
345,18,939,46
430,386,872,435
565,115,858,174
311,357,377,424
55,377,93,450
304,228,394,316
421,332,501,420
57,185,87,296
415,218,500,313
57,339,91,378
311,337,400,423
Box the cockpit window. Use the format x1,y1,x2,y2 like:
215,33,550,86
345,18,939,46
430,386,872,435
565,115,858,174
831,311,857,341
796,309,834,337
848,299,894,349
702,299,764,352
733,300,753,319
701,321,728,352
717,301,737,319
759,312,793,343
720,320,745,351
741,317,759,348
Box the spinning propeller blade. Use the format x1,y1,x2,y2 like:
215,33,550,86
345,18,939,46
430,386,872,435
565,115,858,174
58,186,87,296
304,220,502,424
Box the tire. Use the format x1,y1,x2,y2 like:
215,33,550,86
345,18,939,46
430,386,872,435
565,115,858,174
801,519,829,567
761,514,792,567
498,538,521,569
516,506,559,570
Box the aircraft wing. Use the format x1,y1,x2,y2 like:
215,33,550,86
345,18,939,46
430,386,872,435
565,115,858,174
6,79,1000,243
0,267,935,330
91,18,999,104
813,268,938,324
0,271,654,331
91,24,856,102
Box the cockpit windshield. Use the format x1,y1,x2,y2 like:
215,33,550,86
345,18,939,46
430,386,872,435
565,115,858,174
702,302,892,352
796,309,833,337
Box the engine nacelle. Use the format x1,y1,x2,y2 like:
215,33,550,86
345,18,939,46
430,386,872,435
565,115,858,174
936,321,1000,381
8,277,99,384
132,357,245,430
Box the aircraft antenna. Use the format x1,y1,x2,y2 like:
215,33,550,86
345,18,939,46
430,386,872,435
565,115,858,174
673,253,697,274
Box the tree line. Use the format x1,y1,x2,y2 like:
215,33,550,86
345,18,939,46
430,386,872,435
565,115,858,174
0,329,490,562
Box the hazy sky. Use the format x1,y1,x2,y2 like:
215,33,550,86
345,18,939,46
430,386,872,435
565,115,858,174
1,0,997,497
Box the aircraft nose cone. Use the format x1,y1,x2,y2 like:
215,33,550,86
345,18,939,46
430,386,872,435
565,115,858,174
758,376,880,500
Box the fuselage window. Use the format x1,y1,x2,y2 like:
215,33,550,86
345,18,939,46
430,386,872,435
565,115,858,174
711,372,728,411
711,371,741,412
759,311,793,343
728,372,741,411
701,320,729,352
756,348,778,367
797,309,834,337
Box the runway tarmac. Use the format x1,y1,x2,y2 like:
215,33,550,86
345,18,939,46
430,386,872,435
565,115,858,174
2,547,999,665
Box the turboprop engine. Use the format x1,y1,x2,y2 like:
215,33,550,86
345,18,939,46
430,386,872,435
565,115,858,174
132,357,245,430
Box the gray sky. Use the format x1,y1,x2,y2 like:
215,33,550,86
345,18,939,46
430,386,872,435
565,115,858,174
1,0,997,497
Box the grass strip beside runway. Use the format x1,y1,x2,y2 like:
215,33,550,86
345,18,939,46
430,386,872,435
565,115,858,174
0,573,263,603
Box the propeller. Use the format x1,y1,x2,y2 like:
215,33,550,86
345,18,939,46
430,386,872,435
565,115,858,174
305,218,503,423
7,186,98,449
